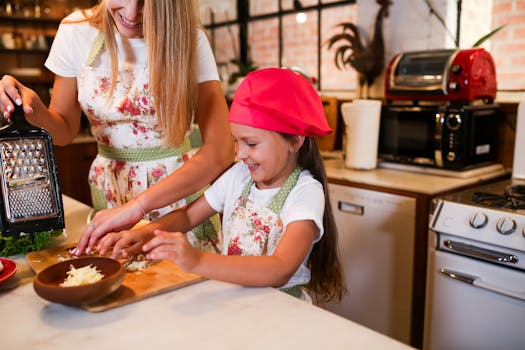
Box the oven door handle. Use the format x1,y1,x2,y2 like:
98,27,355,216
440,269,525,301
443,239,519,263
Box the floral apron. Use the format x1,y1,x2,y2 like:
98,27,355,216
224,167,304,297
77,32,220,253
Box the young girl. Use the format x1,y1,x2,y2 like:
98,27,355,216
0,1,232,254
99,68,345,302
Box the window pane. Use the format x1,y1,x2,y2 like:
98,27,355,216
282,12,318,82
211,25,239,64
250,0,279,16
299,0,320,6
199,0,237,25
321,4,357,90
281,0,319,10
281,0,293,11
210,24,240,92
248,18,280,68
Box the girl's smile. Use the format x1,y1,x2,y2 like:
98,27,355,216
245,163,259,172
230,122,301,190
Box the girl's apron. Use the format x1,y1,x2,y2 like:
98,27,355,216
77,32,220,253
224,167,305,297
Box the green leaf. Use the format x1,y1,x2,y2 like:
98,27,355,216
0,230,63,256
472,25,506,47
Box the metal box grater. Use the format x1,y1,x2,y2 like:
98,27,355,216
0,103,64,236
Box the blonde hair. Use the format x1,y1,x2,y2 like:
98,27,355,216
76,0,199,147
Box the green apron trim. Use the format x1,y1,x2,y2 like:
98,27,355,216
185,184,221,253
241,166,303,214
97,140,190,162
86,31,104,67
241,167,305,298
90,183,107,211
279,285,303,298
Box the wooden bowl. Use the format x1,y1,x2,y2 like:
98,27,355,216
33,257,124,306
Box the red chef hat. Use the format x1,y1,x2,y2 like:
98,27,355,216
228,68,332,137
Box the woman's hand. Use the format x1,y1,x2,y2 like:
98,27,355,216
74,199,145,255
0,75,39,119
143,230,202,272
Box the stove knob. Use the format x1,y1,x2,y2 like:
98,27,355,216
496,217,517,235
469,212,488,229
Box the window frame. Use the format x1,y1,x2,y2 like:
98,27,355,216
203,0,356,89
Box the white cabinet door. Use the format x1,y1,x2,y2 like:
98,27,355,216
323,183,416,344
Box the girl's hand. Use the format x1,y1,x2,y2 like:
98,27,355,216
97,228,155,259
0,75,38,119
143,230,201,272
75,199,145,256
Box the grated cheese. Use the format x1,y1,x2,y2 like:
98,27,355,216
123,254,151,272
60,264,104,287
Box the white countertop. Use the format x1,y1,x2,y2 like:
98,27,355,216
0,196,414,350
324,157,508,195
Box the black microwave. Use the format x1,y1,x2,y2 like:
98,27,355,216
378,104,499,170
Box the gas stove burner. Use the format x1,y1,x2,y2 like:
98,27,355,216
505,184,525,198
473,186,525,210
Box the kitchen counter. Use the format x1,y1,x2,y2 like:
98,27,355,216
0,196,414,350
324,157,509,195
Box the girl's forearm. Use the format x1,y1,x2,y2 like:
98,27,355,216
192,253,293,288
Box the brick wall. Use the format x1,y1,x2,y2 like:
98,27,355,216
491,0,525,90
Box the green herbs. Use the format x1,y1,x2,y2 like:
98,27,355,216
0,230,63,257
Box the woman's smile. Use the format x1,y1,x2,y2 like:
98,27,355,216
117,11,142,29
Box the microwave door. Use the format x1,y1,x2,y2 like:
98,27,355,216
434,111,445,167
379,107,437,166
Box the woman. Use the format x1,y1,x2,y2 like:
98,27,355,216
0,0,233,254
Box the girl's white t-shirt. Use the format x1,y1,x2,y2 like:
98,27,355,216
204,162,326,288
45,11,219,83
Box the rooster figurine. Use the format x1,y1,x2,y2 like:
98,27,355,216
327,0,392,97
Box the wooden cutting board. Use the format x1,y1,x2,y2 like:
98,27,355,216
27,243,204,312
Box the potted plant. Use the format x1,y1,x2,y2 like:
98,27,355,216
228,58,258,86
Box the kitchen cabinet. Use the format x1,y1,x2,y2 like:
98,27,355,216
0,14,59,104
322,157,509,348
324,183,416,344
0,1,97,104
53,138,97,206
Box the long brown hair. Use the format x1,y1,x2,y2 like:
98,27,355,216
70,0,199,147
282,135,347,303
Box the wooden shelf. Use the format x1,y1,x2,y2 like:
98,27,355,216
0,48,49,54
0,70,54,84
0,14,61,24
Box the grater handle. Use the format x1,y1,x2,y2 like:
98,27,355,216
7,102,36,132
